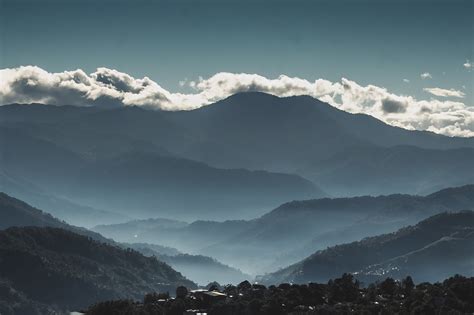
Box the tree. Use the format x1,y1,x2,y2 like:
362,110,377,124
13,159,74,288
379,278,398,296
401,276,415,295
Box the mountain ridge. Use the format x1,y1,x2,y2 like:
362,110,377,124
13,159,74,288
94,185,474,275
3,92,473,198
260,211,474,284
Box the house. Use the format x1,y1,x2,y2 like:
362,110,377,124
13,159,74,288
189,289,227,306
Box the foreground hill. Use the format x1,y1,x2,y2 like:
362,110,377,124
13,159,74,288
0,192,67,229
0,279,58,315
0,192,249,286
0,192,112,244
0,226,196,312
261,211,474,284
94,185,474,275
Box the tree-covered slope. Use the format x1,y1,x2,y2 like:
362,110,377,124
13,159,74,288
0,227,196,312
262,211,474,284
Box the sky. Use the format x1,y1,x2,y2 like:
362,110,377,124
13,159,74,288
0,0,473,136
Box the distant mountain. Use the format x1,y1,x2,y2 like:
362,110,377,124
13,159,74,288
76,151,320,219
163,93,474,196
158,254,250,286
93,218,249,254
94,185,474,275
164,93,474,169
301,145,474,196
2,93,474,198
201,185,474,274
123,242,182,257
0,126,322,221
261,211,474,284
0,103,100,124
0,226,195,312
123,242,250,285
0,172,129,227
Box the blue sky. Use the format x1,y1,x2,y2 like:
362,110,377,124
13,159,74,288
1,0,472,97
0,0,473,136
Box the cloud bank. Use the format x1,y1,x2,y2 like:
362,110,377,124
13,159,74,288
0,66,472,137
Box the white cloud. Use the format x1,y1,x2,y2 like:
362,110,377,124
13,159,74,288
420,72,432,79
0,66,473,137
179,78,188,87
0,66,204,110
403,79,410,83
463,60,472,69
423,87,465,98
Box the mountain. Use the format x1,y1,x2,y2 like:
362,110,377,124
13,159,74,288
0,192,68,229
0,278,58,315
261,211,474,284
163,93,474,196
73,151,320,219
0,192,112,244
357,234,474,283
94,185,474,275
0,126,322,221
0,103,100,124
159,254,250,286
0,172,129,227
200,185,474,274
123,242,250,285
144,252,249,286
0,192,248,287
123,242,182,257
0,226,195,312
164,93,474,170
2,92,474,199
94,218,250,256
95,218,189,241
301,145,474,196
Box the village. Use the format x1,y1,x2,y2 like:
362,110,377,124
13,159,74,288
84,274,474,314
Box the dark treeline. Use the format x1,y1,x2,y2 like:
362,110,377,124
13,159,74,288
85,274,474,315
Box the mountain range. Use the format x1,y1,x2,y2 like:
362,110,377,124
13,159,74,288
261,211,474,284
2,92,474,224
94,185,474,275
0,122,320,222
0,192,249,288
1,91,474,312
1,190,472,313
124,241,250,286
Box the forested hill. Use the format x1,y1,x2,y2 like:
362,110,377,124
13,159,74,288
262,211,474,284
0,226,196,313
